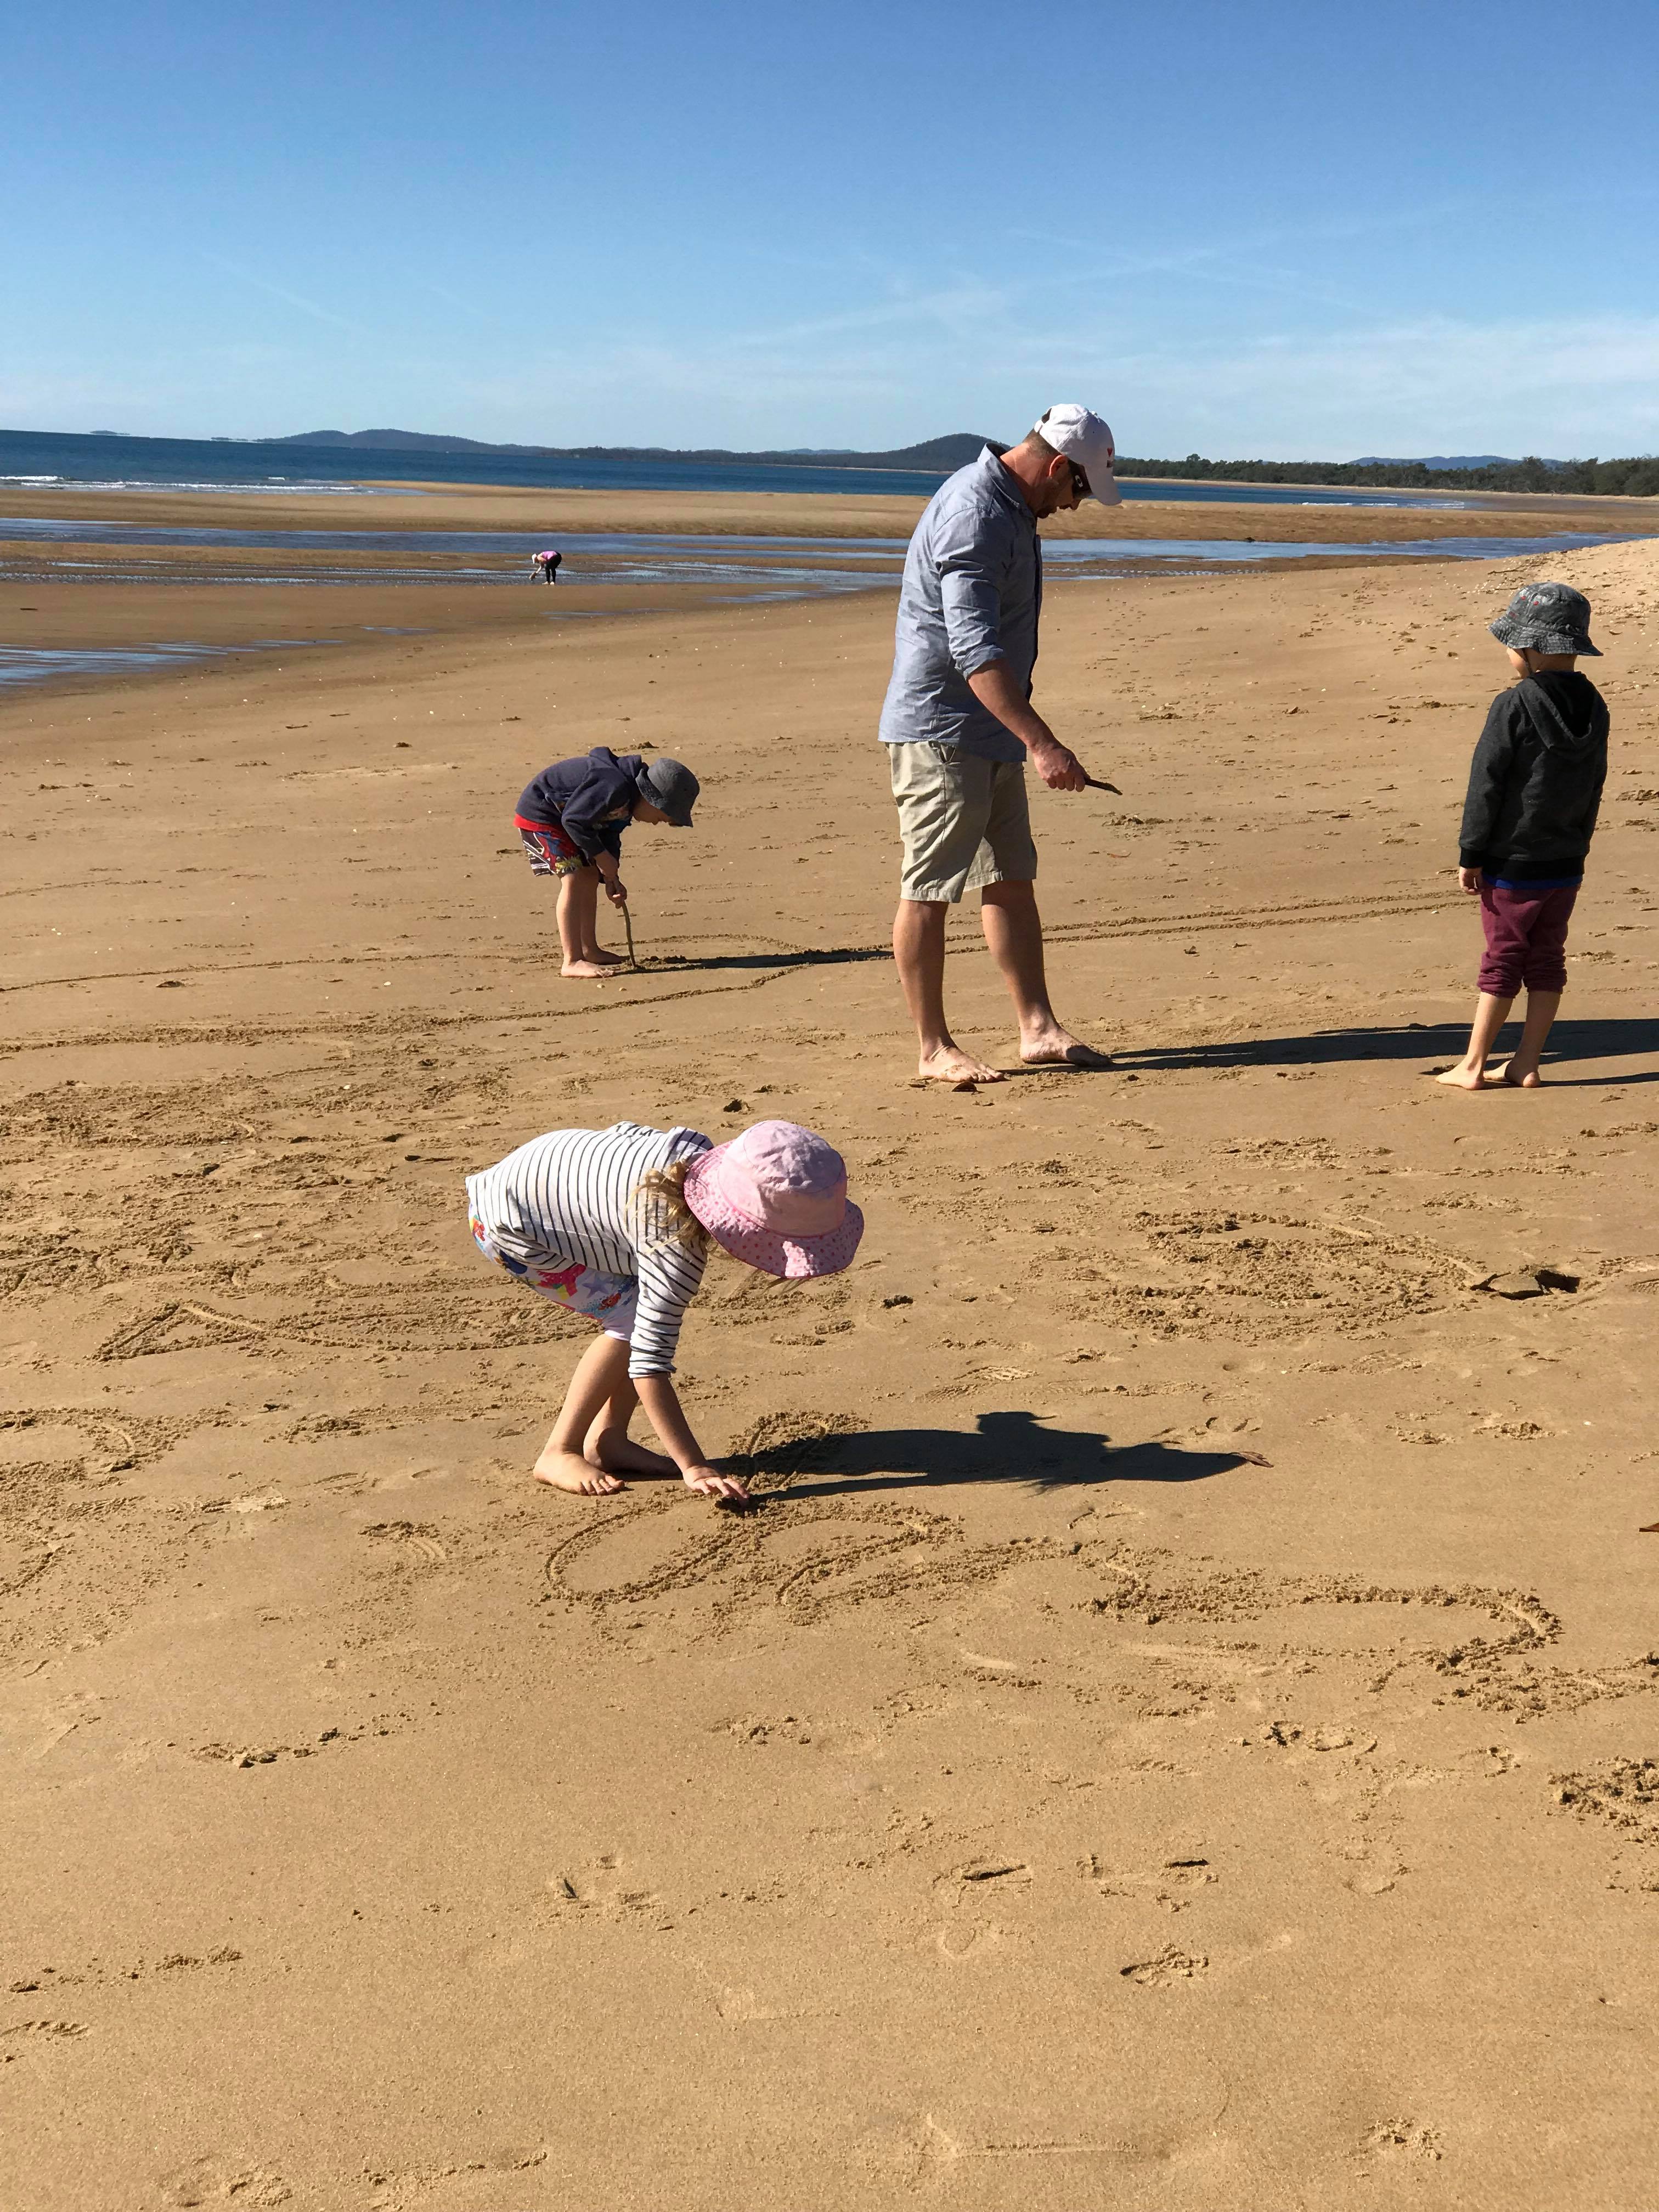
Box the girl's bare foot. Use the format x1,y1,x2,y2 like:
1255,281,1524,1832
1434,1064,1488,1089
586,1428,677,1476
533,1443,624,1495
1498,1064,1543,1088
918,1042,1003,1084
560,958,613,980
584,947,628,966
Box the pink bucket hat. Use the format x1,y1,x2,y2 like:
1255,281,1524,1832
682,1120,864,1279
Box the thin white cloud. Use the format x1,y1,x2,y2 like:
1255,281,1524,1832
202,254,360,333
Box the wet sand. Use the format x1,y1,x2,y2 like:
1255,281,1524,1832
7,475,1659,544
3,532,1657,2210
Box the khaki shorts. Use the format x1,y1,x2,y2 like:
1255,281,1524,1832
888,743,1037,903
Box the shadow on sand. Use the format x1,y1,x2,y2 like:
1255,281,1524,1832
740,1408,1254,1501
643,945,891,976
1111,1014,1659,1085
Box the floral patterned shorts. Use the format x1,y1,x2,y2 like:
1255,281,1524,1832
469,1216,637,1339
513,814,586,879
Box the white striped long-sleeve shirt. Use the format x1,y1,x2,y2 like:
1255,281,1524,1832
466,1122,712,1378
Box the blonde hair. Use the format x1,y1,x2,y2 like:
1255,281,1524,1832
631,1160,712,1255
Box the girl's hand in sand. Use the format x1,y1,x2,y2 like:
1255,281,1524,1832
1456,866,1481,894
682,1463,751,1502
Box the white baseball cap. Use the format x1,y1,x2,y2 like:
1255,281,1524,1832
1034,403,1122,506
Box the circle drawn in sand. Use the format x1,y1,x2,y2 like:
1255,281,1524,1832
1091,1210,1469,1340
546,1494,991,1624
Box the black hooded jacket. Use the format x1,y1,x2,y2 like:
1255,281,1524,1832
1457,673,1609,879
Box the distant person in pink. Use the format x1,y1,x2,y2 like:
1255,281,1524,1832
530,548,562,585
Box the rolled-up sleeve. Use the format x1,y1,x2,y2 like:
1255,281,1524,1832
934,514,1010,680
624,1162,711,1378
628,1234,708,1377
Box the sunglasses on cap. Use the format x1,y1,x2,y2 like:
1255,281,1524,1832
1066,461,1090,499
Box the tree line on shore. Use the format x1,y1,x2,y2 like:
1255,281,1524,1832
1118,453,1659,496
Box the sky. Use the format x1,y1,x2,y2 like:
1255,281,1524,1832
5,0,1658,459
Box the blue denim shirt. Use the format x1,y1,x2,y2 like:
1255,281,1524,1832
877,447,1042,764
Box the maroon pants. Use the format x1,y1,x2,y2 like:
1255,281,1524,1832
1477,878,1578,998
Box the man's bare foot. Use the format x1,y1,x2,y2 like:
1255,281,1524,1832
533,1443,624,1495
1434,1063,1488,1090
586,1428,677,1476
1019,1028,1113,1070
560,958,613,980
918,1042,1004,1084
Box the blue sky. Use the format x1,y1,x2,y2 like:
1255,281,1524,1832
6,0,1658,458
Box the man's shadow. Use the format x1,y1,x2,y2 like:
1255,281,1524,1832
740,1407,1251,1500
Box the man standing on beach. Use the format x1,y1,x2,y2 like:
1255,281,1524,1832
879,404,1122,1082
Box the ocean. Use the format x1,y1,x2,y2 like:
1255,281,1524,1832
0,426,1480,510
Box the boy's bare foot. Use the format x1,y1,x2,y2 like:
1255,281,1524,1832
584,947,629,966
586,1429,677,1476
918,1043,1004,1084
533,1443,624,1496
560,958,613,980
1497,1063,1543,1088
1434,1064,1488,1090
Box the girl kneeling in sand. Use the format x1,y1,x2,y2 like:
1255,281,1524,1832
466,1119,863,1501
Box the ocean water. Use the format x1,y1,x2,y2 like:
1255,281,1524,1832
0,638,338,689
0,426,1478,510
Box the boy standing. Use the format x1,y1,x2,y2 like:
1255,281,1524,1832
1437,582,1609,1090
515,747,698,979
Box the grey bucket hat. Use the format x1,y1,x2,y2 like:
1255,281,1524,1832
635,755,699,825
1489,581,1600,657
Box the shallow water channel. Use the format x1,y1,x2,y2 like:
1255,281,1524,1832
0,518,1647,599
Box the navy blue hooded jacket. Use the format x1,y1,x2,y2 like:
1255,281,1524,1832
516,748,645,863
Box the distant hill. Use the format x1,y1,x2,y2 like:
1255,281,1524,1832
1353,454,1541,471
281,428,540,453
277,428,1001,471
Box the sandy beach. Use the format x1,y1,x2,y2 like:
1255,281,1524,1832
3,509,1656,2210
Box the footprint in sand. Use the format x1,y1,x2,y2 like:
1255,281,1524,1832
1119,1944,1209,1987
157,2158,291,2208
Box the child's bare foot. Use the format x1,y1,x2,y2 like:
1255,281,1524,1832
560,957,613,980
533,1443,624,1496
1434,1063,1488,1089
586,1428,677,1476
584,947,629,966
918,1042,1003,1084
1497,1063,1544,1088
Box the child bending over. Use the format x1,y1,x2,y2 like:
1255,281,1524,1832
466,1119,864,1500
514,747,699,978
